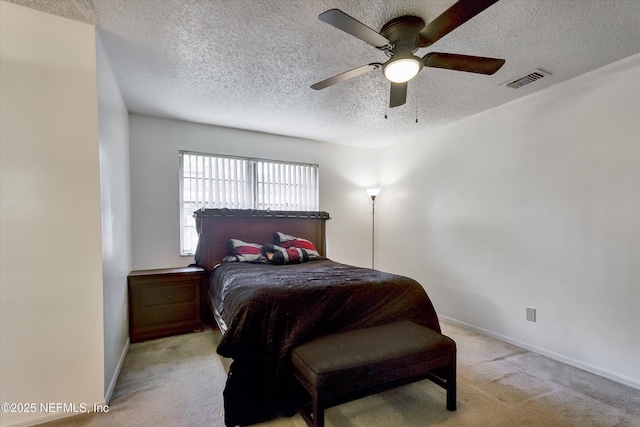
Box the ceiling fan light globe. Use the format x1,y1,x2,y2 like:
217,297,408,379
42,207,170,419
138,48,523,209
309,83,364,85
384,57,421,83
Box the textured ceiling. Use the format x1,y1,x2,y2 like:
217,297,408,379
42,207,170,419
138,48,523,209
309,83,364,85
7,0,640,148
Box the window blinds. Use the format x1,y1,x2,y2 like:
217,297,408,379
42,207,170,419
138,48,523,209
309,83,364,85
255,160,319,211
182,153,252,210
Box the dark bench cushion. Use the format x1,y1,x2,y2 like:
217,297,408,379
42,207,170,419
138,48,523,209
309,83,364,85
292,320,456,392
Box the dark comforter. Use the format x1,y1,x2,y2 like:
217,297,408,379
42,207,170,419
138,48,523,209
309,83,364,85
210,259,441,426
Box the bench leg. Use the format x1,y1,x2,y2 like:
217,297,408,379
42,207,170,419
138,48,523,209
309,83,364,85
312,392,324,427
298,389,324,427
446,353,457,411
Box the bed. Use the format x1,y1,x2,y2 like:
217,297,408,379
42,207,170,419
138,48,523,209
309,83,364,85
193,208,442,426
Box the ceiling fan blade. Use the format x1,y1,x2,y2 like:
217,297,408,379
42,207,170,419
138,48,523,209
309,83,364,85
423,52,505,75
319,9,390,48
389,82,408,108
311,63,381,90
417,0,500,47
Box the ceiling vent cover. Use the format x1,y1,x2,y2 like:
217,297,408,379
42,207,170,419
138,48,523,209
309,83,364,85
503,69,550,89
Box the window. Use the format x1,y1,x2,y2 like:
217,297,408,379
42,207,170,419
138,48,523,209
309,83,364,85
179,151,319,255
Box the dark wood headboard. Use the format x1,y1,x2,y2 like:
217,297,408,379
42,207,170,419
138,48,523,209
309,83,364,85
193,209,331,271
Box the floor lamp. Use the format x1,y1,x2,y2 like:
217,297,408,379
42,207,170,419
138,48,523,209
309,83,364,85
366,187,381,269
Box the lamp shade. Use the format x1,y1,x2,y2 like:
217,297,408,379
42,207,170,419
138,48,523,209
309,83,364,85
383,57,421,83
366,187,381,197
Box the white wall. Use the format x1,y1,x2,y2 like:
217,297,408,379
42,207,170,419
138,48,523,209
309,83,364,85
129,115,378,270
378,54,640,389
0,3,105,426
96,33,132,403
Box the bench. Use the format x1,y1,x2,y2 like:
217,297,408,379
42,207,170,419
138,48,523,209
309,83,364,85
291,320,457,427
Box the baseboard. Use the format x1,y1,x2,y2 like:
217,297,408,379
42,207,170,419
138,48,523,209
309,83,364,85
439,315,640,392
105,337,130,404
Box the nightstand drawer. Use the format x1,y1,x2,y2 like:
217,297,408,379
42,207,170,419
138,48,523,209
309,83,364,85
140,283,196,306
139,302,197,326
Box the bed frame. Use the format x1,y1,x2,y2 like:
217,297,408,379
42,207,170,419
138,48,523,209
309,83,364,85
193,208,331,271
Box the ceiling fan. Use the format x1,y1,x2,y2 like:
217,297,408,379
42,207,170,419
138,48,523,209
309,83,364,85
311,0,506,108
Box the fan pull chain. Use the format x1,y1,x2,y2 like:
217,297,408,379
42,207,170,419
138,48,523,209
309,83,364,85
415,97,419,123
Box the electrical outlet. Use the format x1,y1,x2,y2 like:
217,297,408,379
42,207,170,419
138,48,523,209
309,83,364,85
526,307,536,322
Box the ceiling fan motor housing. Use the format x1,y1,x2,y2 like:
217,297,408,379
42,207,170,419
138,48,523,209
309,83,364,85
380,15,425,57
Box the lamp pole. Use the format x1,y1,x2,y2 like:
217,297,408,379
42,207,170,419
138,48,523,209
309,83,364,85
371,195,376,269
366,188,381,269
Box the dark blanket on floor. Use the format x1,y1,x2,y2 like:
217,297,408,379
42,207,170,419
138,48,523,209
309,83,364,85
210,259,441,426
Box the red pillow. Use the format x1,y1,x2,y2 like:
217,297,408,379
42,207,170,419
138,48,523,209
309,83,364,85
275,232,320,258
228,239,266,263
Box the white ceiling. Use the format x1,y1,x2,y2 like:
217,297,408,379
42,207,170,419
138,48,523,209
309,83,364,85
8,0,640,148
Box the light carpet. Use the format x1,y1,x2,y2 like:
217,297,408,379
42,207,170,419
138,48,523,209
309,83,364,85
39,321,640,427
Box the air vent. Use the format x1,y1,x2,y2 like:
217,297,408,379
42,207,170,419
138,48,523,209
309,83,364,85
503,69,550,89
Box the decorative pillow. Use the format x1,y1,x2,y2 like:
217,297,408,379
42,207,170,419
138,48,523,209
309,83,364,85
262,244,309,265
227,239,267,263
274,232,320,259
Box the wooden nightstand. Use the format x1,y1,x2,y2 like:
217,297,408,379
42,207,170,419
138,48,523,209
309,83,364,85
128,266,204,343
